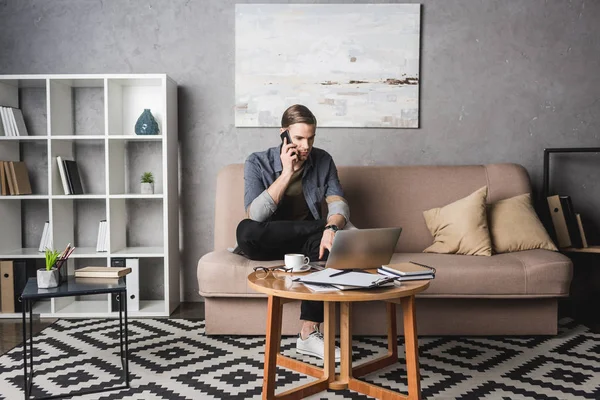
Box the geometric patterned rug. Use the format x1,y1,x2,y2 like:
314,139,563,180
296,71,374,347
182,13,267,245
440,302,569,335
0,318,598,399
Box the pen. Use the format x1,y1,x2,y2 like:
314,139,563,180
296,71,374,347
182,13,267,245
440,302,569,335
329,269,353,277
57,246,76,270
409,261,434,269
409,261,436,274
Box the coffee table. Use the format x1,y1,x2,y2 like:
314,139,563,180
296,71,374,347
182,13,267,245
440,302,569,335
248,271,430,400
20,276,129,400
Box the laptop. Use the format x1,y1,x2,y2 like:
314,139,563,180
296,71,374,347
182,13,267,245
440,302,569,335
310,227,402,270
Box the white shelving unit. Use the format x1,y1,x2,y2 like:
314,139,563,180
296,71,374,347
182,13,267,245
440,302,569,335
0,74,179,318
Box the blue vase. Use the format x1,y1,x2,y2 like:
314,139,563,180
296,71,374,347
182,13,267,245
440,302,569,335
135,109,160,135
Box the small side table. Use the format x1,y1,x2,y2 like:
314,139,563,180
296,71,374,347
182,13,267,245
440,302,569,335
20,276,130,400
248,271,430,400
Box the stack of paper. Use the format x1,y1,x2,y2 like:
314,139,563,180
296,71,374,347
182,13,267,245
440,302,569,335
295,268,395,290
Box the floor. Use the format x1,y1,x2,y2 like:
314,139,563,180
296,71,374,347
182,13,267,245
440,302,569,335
0,301,205,356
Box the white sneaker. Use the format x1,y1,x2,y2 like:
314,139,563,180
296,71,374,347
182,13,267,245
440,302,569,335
296,328,341,361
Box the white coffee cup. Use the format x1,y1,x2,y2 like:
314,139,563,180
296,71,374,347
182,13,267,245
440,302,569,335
284,254,310,272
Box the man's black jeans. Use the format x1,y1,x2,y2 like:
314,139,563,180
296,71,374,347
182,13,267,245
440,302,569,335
236,218,327,323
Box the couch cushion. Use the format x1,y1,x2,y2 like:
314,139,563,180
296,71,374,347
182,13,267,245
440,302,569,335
390,250,572,297
198,250,284,297
488,193,558,253
198,249,572,298
422,186,492,256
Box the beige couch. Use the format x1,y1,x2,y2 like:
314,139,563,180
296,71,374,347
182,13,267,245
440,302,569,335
197,163,572,336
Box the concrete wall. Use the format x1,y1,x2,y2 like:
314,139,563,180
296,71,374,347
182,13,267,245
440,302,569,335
1,0,599,301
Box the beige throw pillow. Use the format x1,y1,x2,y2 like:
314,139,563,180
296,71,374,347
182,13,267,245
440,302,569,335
423,186,492,256
488,193,558,253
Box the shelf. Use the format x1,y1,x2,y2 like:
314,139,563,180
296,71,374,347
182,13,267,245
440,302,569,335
0,248,45,258
50,300,163,317
111,247,164,257
52,195,106,199
68,248,109,258
561,246,600,254
130,300,167,315
0,300,51,318
109,194,163,199
54,299,109,316
108,135,163,141
0,299,165,319
0,74,179,319
0,136,49,141
0,195,50,200
51,135,106,140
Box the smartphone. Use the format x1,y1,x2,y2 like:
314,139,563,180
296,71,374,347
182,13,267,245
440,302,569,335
280,130,297,156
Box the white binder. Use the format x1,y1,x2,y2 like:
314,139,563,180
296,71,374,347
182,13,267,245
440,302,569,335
125,258,140,311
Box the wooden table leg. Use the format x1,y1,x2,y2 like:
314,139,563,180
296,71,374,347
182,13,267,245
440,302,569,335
329,301,352,390
323,301,336,381
387,302,398,359
263,295,283,400
402,295,422,400
352,302,398,378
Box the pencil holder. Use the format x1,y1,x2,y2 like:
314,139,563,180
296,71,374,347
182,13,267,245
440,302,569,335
37,268,61,289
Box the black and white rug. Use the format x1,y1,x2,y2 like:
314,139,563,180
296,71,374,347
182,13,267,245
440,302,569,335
0,318,598,399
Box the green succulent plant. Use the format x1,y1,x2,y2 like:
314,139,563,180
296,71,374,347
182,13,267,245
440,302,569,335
141,172,154,184
44,248,62,271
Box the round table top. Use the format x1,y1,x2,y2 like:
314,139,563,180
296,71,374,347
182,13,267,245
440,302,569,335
247,270,430,302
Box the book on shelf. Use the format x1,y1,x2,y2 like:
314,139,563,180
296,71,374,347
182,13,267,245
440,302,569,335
13,260,36,312
0,161,32,195
38,221,52,252
0,261,15,313
74,266,132,278
96,220,108,252
3,161,15,195
56,156,70,195
559,195,583,248
0,107,29,136
126,259,140,311
575,213,589,248
9,161,32,195
381,261,436,277
96,220,103,251
0,108,12,136
10,109,29,136
547,195,572,248
0,260,35,313
547,195,589,249
0,161,6,195
63,160,84,195
56,157,84,195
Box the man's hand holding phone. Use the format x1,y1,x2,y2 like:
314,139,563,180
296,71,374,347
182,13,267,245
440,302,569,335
280,131,300,174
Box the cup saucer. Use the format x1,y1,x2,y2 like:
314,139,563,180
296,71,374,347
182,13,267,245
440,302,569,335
289,265,311,273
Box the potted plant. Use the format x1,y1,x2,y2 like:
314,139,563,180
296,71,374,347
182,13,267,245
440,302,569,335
141,172,154,194
38,249,62,288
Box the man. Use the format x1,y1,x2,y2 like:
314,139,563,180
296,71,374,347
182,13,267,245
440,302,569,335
236,104,349,360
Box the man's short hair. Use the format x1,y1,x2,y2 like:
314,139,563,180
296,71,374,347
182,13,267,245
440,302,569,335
281,104,317,128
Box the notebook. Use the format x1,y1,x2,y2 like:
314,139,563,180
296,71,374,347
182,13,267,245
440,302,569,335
74,267,131,278
381,262,436,277
294,268,395,290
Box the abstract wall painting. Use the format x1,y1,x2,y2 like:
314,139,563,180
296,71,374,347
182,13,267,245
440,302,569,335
235,4,421,128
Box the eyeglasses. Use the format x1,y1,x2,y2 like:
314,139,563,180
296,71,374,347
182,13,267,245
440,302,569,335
253,265,292,279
